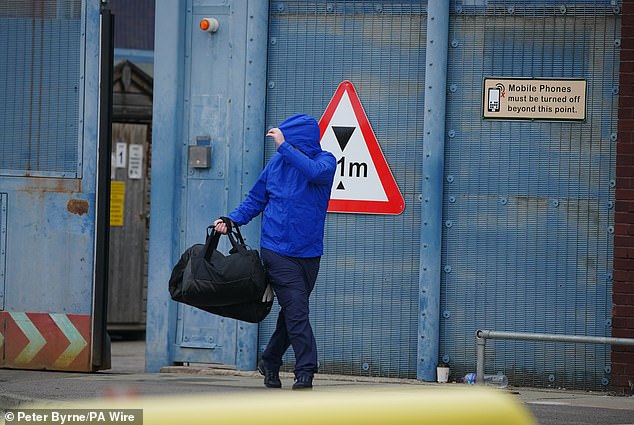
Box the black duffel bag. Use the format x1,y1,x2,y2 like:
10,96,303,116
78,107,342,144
168,218,272,323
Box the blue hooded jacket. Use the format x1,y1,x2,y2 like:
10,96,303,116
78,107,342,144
228,114,336,258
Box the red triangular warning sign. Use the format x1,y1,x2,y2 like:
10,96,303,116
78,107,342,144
319,81,405,215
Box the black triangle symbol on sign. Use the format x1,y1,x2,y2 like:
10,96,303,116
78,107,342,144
332,126,355,152
336,181,345,190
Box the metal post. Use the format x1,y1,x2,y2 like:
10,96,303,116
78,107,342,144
476,336,486,385
417,0,450,381
234,0,269,372
93,4,114,371
145,0,186,373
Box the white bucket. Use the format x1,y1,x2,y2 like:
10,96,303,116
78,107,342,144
436,366,450,383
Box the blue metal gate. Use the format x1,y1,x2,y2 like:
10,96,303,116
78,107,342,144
0,0,105,371
260,1,428,379
440,0,620,390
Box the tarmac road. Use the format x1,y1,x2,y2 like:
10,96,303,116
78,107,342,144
528,403,634,425
0,339,632,425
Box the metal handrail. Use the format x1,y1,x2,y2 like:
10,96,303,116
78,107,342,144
475,329,634,386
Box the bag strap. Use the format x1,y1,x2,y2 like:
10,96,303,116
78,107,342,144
204,224,244,261
208,217,247,256
219,216,246,245
204,225,222,260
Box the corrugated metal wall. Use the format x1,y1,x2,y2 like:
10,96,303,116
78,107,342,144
260,1,427,378
0,0,82,177
441,0,620,390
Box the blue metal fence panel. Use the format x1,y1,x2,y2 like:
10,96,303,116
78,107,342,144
261,1,427,379
441,0,620,390
0,2,82,178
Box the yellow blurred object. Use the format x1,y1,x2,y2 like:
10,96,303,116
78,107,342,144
18,386,536,425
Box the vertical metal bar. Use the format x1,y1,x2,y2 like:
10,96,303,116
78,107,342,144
418,0,449,381
145,0,187,373
93,4,114,371
235,0,269,371
476,336,486,385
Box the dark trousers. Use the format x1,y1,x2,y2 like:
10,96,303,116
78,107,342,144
260,248,320,377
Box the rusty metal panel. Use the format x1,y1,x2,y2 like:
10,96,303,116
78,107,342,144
2,190,95,315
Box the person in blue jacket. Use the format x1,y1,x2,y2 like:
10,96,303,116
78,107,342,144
214,114,336,390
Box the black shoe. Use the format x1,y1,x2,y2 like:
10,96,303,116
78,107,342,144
258,361,282,389
292,375,313,390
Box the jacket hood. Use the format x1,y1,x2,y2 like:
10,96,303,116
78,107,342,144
278,114,322,157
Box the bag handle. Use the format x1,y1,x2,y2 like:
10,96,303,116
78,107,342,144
219,216,247,246
204,225,222,260
203,217,248,260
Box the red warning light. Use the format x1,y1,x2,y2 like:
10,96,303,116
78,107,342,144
199,17,219,33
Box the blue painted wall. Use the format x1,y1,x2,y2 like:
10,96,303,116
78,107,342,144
146,0,268,372
147,0,621,391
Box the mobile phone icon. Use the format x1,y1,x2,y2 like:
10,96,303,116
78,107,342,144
488,88,500,112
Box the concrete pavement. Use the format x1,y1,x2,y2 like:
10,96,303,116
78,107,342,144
0,339,633,424
0,339,442,405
